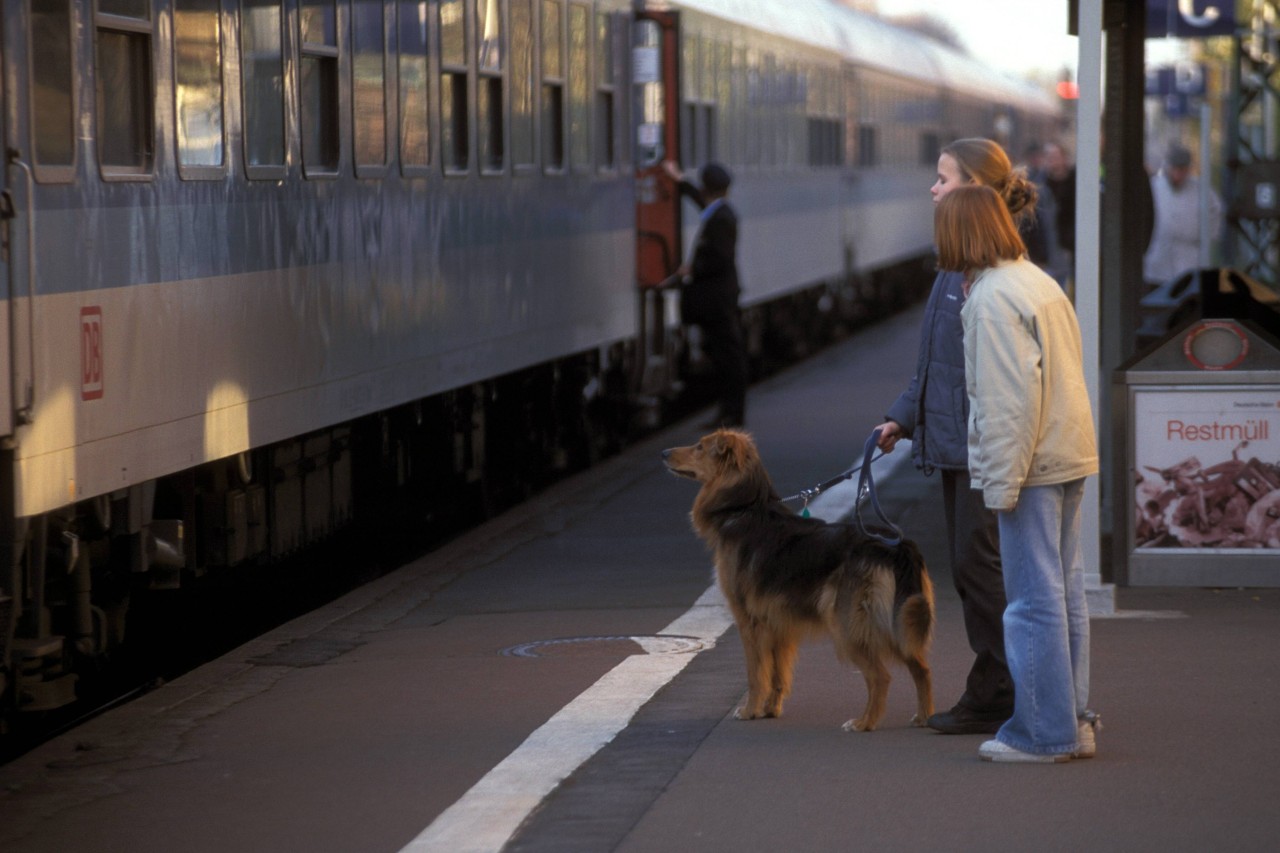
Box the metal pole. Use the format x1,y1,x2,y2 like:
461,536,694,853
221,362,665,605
1200,100,1212,266
1076,0,1114,614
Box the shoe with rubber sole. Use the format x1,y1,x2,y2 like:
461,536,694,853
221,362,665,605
1074,711,1101,759
927,704,1011,735
979,739,1071,763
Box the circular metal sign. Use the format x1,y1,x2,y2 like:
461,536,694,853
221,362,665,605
1183,320,1249,371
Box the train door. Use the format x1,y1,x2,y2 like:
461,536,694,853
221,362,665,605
631,9,681,402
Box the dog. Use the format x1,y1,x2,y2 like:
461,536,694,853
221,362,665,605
663,429,935,731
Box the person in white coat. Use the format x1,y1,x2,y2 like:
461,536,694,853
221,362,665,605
1143,143,1222,289
934,184,1101,764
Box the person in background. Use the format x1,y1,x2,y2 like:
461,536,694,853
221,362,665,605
1143,142,1222,290
663,160,748,428
1017,141,1063,283
1043,140,1077,278
873,138,1038,736
935,184,1100,763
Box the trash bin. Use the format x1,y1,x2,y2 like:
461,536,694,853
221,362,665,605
1115,299,1280,585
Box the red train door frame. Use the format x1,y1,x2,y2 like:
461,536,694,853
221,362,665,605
632,9,682,401
633,9,682,289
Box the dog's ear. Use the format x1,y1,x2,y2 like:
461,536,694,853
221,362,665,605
704,430,740,464
715,430,755,469
709,430,776,506
704,430,732,460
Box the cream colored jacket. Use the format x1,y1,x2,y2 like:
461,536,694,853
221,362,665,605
961,259,1099,511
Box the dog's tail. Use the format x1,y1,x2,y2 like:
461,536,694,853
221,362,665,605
891,540,935,657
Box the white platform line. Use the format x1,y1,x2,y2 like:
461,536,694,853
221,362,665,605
399,442,911,853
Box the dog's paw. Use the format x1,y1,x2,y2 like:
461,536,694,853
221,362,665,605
841,718,875,732
909,713,928,727
734,706,759,720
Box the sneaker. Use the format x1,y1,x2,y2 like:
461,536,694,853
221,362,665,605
979,739,1071,763
927,703,1011,735
1074,711,1101,759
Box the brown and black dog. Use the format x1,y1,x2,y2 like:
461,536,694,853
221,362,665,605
663,429,935,731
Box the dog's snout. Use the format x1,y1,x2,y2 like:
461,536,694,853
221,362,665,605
661,448,671,460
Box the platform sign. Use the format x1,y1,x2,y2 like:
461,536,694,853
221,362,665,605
1132,387,1280,552
1145,0,1236,38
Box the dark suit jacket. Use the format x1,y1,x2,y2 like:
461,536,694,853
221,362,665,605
677,180,739,327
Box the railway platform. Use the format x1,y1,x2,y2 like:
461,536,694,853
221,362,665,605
2,305,1279,852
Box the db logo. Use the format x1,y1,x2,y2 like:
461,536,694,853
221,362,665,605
81,307,104,400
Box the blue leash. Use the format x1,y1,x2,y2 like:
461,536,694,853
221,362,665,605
782,428,903,546
853,429,902,546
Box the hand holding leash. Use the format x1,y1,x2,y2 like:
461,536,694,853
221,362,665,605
782,428,902,546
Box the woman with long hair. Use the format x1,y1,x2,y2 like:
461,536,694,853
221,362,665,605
872,138,1038,735
934,184,1099,763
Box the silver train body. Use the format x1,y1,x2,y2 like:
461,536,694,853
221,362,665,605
0,0,1058,715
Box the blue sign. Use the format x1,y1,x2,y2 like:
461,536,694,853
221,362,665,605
1146,0,1236,38
1144,62,1208,96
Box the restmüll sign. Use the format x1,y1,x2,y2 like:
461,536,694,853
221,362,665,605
1117,315,1280,586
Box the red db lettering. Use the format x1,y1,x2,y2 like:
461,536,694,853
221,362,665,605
81,307,104,400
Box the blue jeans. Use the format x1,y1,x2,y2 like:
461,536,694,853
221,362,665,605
994,479,1090,756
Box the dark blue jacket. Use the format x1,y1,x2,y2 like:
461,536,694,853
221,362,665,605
676,179,740,326
884,270,970,474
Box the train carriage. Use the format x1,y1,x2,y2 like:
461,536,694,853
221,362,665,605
0,0,1059,722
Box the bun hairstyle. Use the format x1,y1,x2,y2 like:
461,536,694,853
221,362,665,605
942,138,1039,227
934,185,1027,274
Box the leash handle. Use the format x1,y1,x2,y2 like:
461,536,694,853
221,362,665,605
855,428,902,546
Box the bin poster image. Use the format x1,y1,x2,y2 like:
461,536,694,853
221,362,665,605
1133,388,1280,550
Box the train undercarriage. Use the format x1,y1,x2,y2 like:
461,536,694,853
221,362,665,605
0,263,929,734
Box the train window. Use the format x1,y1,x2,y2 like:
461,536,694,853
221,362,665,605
780,62,800,169
594,11,615,170
440,0,469,172
174,0,226,177
678,36,696,167
728,45,746,168
681,33,697,102
240,0,285,176
701,37,715,103
806,67,842,169
919,132,940,167
477,0,504,173
100,0,149,16
541,0,565,172
568,3,589,169
714,41,732,168
510,0,536,169
857,125,877,168
842,66,857,168
300,0,340,176
700,34,718,166
399,0,431,172
353,0,387,174
680,37,716,167
28,0,76,181
95,2,154,177
761,54,776,168
744,49,759,166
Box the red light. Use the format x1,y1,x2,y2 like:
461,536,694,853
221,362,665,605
1056,81,1079,100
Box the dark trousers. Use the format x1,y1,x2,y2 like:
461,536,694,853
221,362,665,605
699,310,748,425
941,469,1013,712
